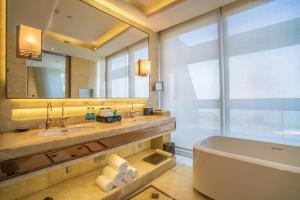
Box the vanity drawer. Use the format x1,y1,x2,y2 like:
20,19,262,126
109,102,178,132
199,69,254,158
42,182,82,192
46,145,90,163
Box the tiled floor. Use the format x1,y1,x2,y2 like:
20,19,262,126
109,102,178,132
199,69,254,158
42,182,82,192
148,155,212,200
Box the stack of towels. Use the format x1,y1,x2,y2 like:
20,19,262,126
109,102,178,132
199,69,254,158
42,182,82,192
96,154,139,192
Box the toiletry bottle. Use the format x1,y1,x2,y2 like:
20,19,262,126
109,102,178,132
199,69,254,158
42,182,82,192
99,108,104,117
91,106,96,121
106,108,113,117
86,106,91,121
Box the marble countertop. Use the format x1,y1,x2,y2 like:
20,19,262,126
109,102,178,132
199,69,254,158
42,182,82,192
0,116,175,161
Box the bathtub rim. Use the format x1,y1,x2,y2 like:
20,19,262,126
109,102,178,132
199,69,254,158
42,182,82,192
194,136,300,175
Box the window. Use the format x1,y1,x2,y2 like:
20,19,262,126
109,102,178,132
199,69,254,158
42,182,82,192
161,10,221,149
107,51,129,98
106,40,149,98
224,0,300,145
161,0,300,148
129,40,149,98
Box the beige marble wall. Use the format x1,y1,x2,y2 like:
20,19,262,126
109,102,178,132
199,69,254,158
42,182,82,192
6,34,27,98
0,99,146,133
71,57,98,98
148,33,159,108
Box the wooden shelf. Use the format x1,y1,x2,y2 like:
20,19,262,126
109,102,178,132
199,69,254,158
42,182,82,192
23,149,176,200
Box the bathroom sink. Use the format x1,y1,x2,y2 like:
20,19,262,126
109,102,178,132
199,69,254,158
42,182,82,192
38,126,96,136
124,116,156,123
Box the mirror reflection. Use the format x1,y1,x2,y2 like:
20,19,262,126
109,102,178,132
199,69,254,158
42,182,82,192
6,0,149,99
27,52,67,98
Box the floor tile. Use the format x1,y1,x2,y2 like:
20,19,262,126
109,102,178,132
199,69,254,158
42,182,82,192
149,155,212,200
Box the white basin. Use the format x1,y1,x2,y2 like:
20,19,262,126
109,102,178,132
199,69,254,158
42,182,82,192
124,116,156,123
38,126,95,136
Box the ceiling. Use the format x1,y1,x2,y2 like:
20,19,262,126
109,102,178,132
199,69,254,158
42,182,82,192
8,0,235,60
7,0,56,34
49,0,123,42
27,53,66,70
43,27,147,60
104,0,236,32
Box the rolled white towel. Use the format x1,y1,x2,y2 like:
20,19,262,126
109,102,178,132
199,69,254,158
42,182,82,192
114,176,124,187
128,165,139,178
103,166,124,187
123,168,133,182
96,175,113,192
109,154,128,173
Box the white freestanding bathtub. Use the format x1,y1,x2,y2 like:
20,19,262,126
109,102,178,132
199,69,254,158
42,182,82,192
193,136,300,200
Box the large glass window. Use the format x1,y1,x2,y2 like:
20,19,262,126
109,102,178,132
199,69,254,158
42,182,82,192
224,0,300,145
161,11,221,149
107,51,129,98
161,0,300,149
129,40,149,98
106,40,149,98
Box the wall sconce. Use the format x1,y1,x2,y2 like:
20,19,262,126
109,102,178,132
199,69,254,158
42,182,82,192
136,59,150,76
16,24,42,61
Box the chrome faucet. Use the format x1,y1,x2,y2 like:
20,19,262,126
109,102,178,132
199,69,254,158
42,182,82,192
60,104,70,127
46,103,52,129
130,104,139,118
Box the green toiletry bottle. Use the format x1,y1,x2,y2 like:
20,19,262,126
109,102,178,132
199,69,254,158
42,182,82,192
86,106,91,121
91,106,96,121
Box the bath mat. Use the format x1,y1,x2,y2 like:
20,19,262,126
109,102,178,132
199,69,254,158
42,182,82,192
129,185,175,200
143,153,168,165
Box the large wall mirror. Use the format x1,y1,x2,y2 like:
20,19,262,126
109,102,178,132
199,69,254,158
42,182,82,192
6,0,150,99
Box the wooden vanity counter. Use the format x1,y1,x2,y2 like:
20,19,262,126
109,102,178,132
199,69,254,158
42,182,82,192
0,116,176,161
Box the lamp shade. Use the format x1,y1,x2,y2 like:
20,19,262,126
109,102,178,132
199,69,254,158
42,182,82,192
17,24,42,60
135,59,150,76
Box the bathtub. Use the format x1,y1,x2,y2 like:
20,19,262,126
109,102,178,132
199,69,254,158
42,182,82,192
193,136,300,200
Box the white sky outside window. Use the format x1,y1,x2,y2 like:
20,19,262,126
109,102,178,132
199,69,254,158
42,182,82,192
188,59,220,100
229,44,300,99
225,0,300,145
227,0,300,36
179,23,218,46
107,52,129,98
